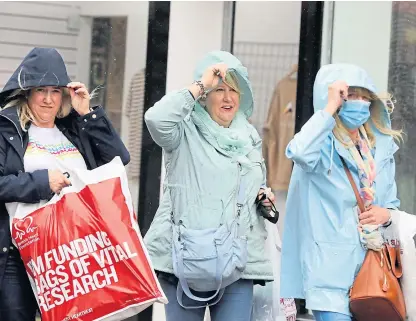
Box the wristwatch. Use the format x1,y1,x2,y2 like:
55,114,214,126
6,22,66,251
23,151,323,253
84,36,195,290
382,209,393,227
193,80,208,100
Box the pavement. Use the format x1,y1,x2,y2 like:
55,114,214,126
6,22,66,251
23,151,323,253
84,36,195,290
36,303,315,320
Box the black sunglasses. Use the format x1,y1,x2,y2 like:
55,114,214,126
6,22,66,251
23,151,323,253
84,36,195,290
255,192,279,224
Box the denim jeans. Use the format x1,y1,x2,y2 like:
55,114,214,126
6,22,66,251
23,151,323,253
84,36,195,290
313,310,353,321
158,272,253,321
0,247,37,321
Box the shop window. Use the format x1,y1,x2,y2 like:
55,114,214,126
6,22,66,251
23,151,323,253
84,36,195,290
388,1,416,214
89,17,127,135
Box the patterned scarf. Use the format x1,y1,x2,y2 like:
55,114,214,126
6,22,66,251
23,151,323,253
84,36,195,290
333,122,384,251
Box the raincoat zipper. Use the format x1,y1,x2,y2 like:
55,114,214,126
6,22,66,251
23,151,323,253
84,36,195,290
236,162,242,218
235,162,252,231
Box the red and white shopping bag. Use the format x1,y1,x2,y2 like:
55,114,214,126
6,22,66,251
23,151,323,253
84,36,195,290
10,157,167,321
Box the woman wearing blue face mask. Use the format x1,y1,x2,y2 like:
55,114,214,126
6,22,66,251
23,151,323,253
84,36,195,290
280,64,402,321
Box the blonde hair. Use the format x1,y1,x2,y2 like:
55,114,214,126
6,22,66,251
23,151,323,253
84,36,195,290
2,88,72,130
201,70,242,108
223,71,241,94
334,87,403,147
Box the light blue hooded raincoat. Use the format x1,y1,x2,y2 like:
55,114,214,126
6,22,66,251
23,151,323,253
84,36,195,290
280,64,400,315
144,51,273,281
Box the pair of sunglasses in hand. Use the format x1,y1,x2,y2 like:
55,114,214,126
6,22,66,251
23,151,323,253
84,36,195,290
255,192,279,224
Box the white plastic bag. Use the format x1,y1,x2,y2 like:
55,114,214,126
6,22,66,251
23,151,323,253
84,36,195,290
386,210,416,321
251,221,296,321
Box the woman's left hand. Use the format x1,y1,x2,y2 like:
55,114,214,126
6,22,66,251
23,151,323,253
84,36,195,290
359,205,391,225
257,188,275,208
67,82,90,116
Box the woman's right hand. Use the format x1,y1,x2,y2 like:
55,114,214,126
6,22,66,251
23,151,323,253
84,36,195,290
200,63,228,88
189,63,229,99
48,170,71,194
324,80,349,115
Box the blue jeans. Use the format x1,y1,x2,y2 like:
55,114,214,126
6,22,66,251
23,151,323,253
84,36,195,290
0,247,37,321
313,310,352,321
158,273,253,321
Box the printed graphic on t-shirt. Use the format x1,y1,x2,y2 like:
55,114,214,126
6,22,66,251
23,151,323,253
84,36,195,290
26,137,81,160
23,125,87,174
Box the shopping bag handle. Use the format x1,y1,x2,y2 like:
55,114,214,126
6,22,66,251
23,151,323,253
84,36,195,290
62,171,72,187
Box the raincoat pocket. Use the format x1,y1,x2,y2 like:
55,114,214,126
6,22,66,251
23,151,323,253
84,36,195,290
310,242,357,291
376,140,398,176
376,155,393,175
376,155,394,200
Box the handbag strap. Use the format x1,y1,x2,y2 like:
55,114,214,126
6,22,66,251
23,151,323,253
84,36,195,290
385,243,403,278
176,245,225,307
341,158,365,213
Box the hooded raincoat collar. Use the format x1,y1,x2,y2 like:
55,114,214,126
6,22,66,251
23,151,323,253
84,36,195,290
193,50,254,118
313,63,391,171
313,63,391,127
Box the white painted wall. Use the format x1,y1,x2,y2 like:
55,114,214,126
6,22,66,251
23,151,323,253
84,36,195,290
320,1,335,66
165,1,224,92
234,1,301,44
331,1,392,92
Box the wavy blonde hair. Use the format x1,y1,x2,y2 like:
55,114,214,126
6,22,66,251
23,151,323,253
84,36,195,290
201,70,242,109
223,71,241,94
334,87,403,147
2,88,72,130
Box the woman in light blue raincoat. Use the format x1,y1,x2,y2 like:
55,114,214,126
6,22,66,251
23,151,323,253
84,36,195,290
280,64,402,321
144,51,275,321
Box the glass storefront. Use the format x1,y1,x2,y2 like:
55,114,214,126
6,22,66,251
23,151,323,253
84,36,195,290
389,1,416,214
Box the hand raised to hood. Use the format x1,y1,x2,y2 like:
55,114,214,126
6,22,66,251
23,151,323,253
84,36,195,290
201,63,228,89
189,63,229,99
324,80,349,115
67,82,91,116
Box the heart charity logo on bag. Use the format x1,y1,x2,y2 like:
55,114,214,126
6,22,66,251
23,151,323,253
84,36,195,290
14,216,38,240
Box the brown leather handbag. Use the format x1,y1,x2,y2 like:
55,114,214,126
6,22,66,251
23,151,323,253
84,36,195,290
343,160,406,321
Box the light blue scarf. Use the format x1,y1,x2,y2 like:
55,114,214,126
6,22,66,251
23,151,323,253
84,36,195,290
191,102,253,159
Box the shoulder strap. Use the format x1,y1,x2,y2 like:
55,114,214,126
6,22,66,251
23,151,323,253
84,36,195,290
340,157,365,213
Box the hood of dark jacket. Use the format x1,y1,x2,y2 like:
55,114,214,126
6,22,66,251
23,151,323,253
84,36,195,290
0,47,71,106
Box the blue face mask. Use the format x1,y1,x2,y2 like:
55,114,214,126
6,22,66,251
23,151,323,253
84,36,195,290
338,100,371,129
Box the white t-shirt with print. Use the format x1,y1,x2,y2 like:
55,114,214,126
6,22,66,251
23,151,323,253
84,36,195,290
24,124,87,173
6,124,87,219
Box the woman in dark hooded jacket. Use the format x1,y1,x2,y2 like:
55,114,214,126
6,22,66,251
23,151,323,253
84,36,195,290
0,47,129,320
